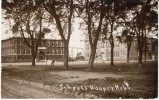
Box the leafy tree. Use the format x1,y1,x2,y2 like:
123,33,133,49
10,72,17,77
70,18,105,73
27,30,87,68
117,29,134,62
2,0,51,66
76,0,106,69
129,0,158,64
101,0,126,66
42,0,76,69
143,1,157,62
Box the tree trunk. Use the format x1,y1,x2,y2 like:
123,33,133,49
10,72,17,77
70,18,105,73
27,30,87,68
144,50,146,62
110,43,114,66
109,22,114,66
31,47,36,66
138,48,143,65
127,44,131,63
63,41,69,69
144,37,147,62
88,46,96,70
32,55,36,66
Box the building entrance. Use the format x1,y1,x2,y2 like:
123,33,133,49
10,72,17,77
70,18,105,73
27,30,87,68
39,51,45,60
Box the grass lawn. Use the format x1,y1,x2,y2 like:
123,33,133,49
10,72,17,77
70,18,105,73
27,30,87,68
2,61,158,99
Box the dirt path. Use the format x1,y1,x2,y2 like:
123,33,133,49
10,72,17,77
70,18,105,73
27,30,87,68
1,78,67,99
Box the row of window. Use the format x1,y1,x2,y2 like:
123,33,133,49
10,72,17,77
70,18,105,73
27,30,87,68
85,50,126,58
2,48,64,55
17,56,63,61
2,49,15,55
17,49,63,55
2,40,14,48
85,41,125,50
108,51,126,57
47,49,63,55
114,51,125,57
17,49,31,54
17,40,63,47
2,39,64,48
101,51,125,58
47,41,63,47
98,42,125,49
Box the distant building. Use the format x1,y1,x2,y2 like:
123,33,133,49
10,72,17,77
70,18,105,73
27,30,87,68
84,38,158,61
2,37,64,62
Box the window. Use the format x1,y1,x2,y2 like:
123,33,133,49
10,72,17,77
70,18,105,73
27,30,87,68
114,52,115,57
3,50,5,55
27,49,31,54
2,50,3,55
61,42,63,47
10,49,13,54
61,49,63,55
48,41,50,47
103,43,104,48
51,41,54,47
54,49,57,55
101,42,102,48
87,45,89,49
51,49,54,54
56,49,58,54
47,49,50,54
20,39,22,45
58,41,61,47
22,49,26,54
10,40,14,46
123,51,125,55
58,49,61,54
17,39,21,45
10,49,12,54
6,50,7,55
9,49,10,54
51,50,53,54
7,50,8,55
55,41,58,47
18,49,21,54
12,49,14,54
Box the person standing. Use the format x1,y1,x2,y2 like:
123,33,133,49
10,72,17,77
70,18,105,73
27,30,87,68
51,59,55,67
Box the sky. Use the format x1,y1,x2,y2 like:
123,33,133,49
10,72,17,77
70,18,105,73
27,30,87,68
1,17,85,50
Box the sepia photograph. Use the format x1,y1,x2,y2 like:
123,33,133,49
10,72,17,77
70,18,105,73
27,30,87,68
1,0,158,99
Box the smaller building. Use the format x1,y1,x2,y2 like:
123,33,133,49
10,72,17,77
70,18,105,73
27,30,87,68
2,37,64,62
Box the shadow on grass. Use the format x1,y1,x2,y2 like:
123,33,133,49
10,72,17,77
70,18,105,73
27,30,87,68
2,61,158,99
42,61,157,73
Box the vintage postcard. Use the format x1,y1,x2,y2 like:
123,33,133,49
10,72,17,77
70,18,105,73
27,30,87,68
1,0,158,99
